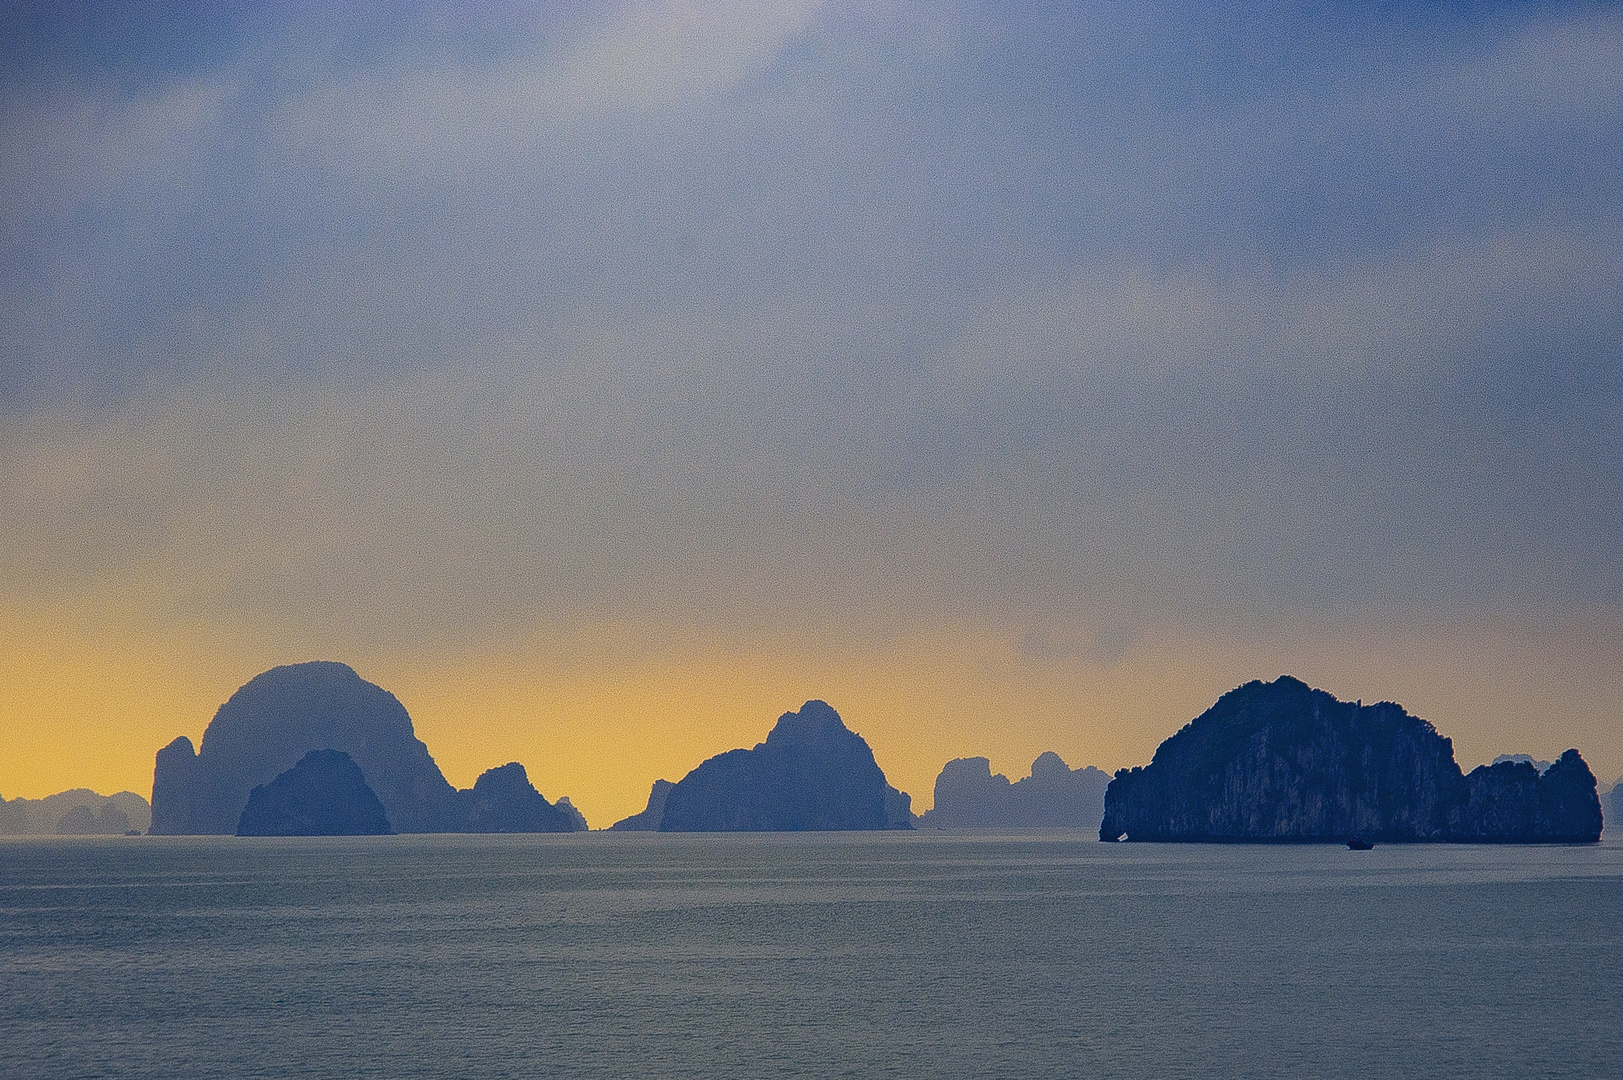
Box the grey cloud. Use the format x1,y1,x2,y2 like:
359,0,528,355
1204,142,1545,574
2,3,1620,643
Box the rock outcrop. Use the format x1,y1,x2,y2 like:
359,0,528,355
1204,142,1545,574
921,752,1110,828
610,779,675,830
1447,751,1602,841
464,762,584,832
151,662,462,834
236,749,393,836
0,789,152,835
659,700,914,831
150,661,579,835
1100,676,1603,843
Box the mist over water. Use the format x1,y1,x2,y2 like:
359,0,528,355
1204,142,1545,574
2,834,1618,1079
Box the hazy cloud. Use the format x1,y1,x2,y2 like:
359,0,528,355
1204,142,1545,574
3,2,1621,654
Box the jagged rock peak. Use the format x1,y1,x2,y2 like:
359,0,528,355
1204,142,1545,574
151,661,594,836
761,699,848,747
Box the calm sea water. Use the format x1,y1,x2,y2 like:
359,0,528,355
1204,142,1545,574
2,833,1618,1079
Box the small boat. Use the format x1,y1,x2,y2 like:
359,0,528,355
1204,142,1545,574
1346,837,1374,850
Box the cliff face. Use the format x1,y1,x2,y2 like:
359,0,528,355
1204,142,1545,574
151,737,206,834
151,662,464,834
659,700,913,832
1100,676,1603,843
463,762,584,833
922,752,1110,829
236,749,393,836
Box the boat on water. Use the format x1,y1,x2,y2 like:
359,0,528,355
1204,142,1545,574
1346,837,1374,850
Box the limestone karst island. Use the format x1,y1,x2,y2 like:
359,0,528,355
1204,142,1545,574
1099,677,1603,843
7,663,1608,842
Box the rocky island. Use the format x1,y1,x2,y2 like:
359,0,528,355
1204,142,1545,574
920,752,1110,829
1100,676,1603,843
237,749,393,836
151,661,586,834
658,700,914,831
464,762,581,833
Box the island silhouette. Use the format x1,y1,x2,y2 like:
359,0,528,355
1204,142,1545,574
1100,676,1604,843
0,789,151,835
629,700,915,831
919,752,1110,829
151,662,586,835
26,665,1606,842
237,749,393,836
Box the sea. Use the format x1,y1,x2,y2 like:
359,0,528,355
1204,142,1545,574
2,833,1619,1079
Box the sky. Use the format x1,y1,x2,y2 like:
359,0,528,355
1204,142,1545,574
3,1,1621,825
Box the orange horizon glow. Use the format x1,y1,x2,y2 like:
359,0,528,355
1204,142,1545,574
4,598,1620,827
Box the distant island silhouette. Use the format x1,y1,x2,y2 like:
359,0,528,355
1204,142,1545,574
237,749,393,836
919,753,1110,829
28,665,1608,843
465,762,582,833
1491,754,1551,773
151,662,586,834
1100,676,1604,843
0,789,151,835
657,700,914,831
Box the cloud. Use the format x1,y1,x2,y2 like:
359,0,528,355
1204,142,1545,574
1,1,1620,649
279,0,827,178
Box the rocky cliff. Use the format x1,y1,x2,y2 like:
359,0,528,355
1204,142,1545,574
659,700,913,831
236,749,393,836
921,752,1110,828
1100,676,1603,843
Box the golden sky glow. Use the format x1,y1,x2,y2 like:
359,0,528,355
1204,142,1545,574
5,591,1619,826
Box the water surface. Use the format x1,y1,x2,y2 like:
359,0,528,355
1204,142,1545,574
3,833,1618,1078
